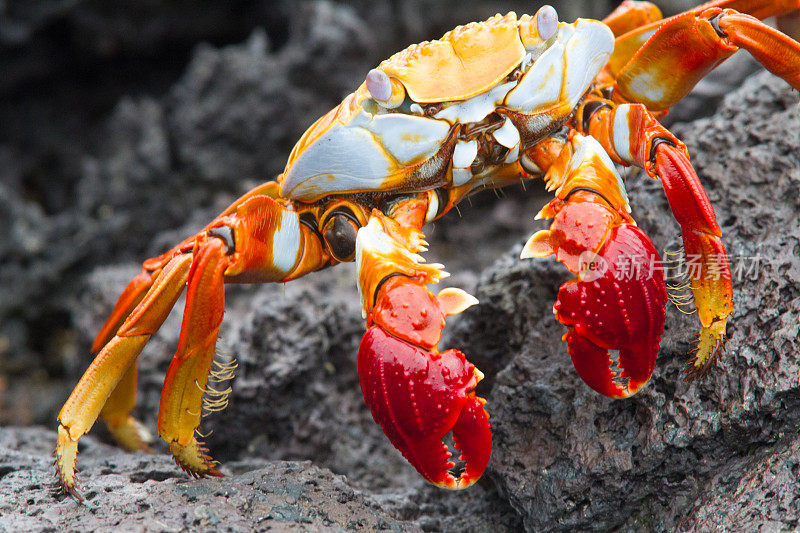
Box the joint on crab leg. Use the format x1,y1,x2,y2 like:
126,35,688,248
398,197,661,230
711,9,800,89
157,194,328,476
654,143,732,377
156,237,228,478
355,212,490,489
522,133,667,398
56,191,329,497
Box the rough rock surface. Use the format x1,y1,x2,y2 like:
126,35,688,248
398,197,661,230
1,1,798,531
0,427,415,531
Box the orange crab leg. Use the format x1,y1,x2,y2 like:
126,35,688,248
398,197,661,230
98,360,153,453
612,4,800,110
355,209,491,489
84,181,290,455
654,143,733,375
147,193,328,476
715,10,800,87
56,189,328,497
88,268,158,453
92,269,155,354
56,252,192,498
604,0,800,79
586,103,733,377
158,237,228,478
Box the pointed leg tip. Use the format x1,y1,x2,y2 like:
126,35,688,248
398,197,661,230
683,323,726,381
53,465,84,502
170,437,225,480
54,424,84,501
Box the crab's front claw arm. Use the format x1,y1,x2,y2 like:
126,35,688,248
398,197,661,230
522,133,667,398
587,105,733,377
355,213,490,489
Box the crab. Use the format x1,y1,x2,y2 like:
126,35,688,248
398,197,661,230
55,0,800,498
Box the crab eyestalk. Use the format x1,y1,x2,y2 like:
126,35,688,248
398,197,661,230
355,213,491,489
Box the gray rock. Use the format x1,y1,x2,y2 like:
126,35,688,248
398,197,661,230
0,426,414,532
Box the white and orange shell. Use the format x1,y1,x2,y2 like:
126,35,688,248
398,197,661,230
378,12,561,104
379,13,524,103
279,11,614,203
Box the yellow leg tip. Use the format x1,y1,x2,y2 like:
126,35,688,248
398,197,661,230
106,415,153,453
55,424,81,499
685,320,727,380
169,437,223,479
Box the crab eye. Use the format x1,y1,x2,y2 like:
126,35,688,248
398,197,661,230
366,69,392,101
537,5,558,40
323,212,360,262
366,68,405,108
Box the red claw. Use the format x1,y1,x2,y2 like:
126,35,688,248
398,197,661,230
358,326,491,489
554,224,668,398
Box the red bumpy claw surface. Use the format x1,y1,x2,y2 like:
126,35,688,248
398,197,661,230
358,275,491,489
554,224,668,398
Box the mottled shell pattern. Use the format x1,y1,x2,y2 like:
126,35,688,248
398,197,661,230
281,12,555,200
379,12,549,103
279,9,617,203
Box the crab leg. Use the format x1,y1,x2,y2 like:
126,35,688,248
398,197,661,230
56,190,327,497
521,133,667,398
157,237,228,478
88,269,160,453
602,1,663,37
355,209,491,489
153,194,326,475
607,0,800,79
612,4,800,110
79,181,290,456
586,103,733,377
97,361,153,453
56,253,192,497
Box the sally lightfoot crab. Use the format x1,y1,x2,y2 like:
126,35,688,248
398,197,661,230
56,0,800,497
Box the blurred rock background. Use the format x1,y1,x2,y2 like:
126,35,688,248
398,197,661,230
1,1,797,531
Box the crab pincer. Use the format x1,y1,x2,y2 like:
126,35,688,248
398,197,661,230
553,224,667,398
522,134,667,398
356,213,491,488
